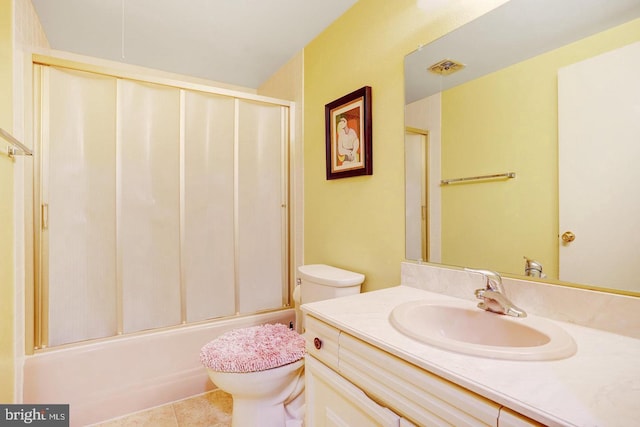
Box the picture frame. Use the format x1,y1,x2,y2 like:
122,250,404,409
325,86,372,180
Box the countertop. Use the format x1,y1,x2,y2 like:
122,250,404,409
301,285,640,427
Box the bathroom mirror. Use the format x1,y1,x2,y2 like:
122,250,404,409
404,0,640,296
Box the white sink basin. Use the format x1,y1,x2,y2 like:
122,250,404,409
390,299,576,361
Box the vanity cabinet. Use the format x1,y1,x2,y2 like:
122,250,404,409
304,314,543,427
305,316,414,426
305,356,404,426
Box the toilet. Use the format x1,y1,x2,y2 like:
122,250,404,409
200,264,364,427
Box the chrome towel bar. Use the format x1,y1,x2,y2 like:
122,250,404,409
1,127,33,159
441,172,515,185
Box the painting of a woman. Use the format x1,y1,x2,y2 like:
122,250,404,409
325,86,372,179
336,115,360,164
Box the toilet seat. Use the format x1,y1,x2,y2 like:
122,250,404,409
200,323,305,373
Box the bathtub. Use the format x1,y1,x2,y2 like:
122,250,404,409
22,309,295,426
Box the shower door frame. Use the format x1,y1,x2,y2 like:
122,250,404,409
30,54,294,351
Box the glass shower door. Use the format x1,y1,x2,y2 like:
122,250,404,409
43,67,118,346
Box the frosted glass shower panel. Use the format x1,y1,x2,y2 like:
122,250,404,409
183,91,236,322
119,80,182,333
36,58,293,347
45,67,118,346
237,101,287,313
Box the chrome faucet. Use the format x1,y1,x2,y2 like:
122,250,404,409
465,268,527,318
524,256,545,278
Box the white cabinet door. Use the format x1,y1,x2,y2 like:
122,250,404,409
498,408,544,427
400,418,419,427
339,332,499,426
305,356,400,427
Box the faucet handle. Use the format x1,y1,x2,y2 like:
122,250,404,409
464,268,504,292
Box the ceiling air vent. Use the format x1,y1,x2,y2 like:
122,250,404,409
428,59,465,75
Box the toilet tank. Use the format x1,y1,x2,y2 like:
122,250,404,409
297,264,364,304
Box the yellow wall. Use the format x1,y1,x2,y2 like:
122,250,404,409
441,18,640,277
0,0,15,403
303,0,509,291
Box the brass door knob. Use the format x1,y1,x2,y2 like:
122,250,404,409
561,231,576,243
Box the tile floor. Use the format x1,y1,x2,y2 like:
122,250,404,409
95,390,232,427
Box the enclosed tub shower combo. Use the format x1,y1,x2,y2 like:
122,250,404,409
23,54,294,426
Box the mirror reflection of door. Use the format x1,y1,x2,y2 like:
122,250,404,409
558,40,640,293
405,129,429,262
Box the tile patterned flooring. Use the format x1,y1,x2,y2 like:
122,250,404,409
95,390,232,427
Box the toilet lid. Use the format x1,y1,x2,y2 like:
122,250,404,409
200,323,306,373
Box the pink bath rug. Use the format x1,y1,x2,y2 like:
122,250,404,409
200,323,306,373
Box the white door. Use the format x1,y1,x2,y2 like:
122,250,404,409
405,132,427,261
558,41,640,293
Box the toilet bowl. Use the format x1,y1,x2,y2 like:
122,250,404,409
201,323,306,427
207,361,305,426
200,264,364,427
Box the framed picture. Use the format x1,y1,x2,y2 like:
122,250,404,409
325,86,372,180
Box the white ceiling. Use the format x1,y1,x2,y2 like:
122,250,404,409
31,0,358,88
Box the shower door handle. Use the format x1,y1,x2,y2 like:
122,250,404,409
42,203,49,230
